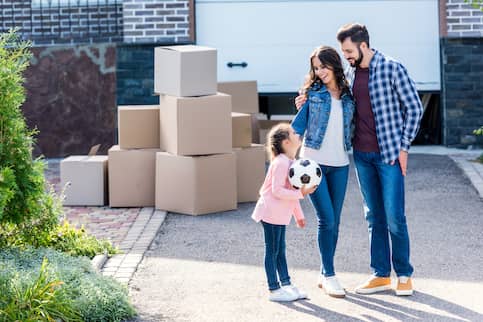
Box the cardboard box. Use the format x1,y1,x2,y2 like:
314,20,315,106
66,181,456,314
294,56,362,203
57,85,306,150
108,145,161,207
232,112,252,148
154,45,217,97
217,81,259,114
155,152,237,215
118,105,160,149
60,155,108,206
251,114,260,143
258,119,292,144
234,144,266,203
159,93,232,156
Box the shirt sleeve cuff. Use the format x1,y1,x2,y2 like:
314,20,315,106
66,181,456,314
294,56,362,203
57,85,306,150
401,140,411,151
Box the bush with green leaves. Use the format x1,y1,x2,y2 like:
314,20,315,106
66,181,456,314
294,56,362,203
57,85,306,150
0,30,119,258
0,247,136,321
0,29,61,245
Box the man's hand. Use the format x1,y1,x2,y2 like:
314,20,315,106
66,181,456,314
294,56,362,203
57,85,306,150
392,150,408,176
296,218,306,228
295,94,307,110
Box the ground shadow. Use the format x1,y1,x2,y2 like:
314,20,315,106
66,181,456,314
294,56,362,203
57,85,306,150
344,291,482,321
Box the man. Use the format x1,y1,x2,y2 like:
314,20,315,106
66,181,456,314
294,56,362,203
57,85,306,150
295,23,423,296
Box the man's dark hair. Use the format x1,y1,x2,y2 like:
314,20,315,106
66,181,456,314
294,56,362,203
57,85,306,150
337,23,370,47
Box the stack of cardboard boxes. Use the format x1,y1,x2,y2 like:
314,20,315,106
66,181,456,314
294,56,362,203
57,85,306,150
217,81,266,202
60,45,266,215
109,105,162,207
154,45,237,215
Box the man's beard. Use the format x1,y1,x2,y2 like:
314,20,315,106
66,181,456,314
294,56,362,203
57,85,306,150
350,46,364,67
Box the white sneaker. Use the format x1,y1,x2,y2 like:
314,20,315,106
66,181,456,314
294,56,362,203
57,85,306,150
283,284,308,300
269,288,298,302
319,275,345,298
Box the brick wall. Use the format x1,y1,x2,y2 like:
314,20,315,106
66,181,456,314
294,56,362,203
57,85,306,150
446,0,483,37
441,38,483,147
0,0,122,45
122,0,191,43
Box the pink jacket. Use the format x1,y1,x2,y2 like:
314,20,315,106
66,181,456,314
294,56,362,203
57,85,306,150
251,153,305,225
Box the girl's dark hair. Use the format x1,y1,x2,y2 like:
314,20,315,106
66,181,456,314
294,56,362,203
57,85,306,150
266,123,291,161
336,23,370,47
302,46,351,97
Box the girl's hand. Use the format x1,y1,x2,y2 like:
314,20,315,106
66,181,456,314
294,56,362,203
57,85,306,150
296,218,306,228
301,185,318,196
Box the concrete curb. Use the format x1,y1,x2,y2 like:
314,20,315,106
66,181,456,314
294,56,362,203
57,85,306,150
450,155,483,199
91,253,108,272
99,207,167,284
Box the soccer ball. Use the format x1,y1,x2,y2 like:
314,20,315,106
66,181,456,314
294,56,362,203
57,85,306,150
288,158,322,189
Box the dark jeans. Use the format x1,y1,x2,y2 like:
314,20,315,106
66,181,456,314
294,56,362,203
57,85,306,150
353,150,414,277
262,221,291,291
309,165,349,277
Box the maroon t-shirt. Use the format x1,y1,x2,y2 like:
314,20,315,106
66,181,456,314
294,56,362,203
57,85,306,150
353,67,380,152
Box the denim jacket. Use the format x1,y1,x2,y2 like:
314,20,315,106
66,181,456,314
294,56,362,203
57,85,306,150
291,82,355,151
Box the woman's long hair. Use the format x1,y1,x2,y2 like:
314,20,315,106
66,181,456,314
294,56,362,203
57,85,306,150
301,46,351,97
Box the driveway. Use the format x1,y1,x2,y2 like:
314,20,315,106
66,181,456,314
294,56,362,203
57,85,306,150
129,154,483,322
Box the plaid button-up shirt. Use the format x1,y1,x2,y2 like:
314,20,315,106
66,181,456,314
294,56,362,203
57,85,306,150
346,50,423,164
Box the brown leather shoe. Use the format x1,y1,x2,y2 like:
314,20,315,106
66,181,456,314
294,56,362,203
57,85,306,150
395,276,413,296
355,275,392,294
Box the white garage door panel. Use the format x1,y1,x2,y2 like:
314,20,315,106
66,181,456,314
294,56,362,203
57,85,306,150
196,0,440,92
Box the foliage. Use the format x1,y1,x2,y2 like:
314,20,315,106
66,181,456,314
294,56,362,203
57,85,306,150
464,0,483,10
45,220,119,258
0,258,82,321
0,247,136,321
473,126,483,163
0,30,118,258
465,0,483,11
0,29,61,243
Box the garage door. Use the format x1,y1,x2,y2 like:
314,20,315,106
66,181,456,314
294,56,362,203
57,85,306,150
195,0,441,93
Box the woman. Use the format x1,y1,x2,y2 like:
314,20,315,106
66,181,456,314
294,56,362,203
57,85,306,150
291,46,354,298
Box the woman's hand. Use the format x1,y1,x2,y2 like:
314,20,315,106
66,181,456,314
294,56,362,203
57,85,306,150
301,185,318,196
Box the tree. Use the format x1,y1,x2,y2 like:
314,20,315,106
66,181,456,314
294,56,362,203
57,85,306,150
0,30,61,245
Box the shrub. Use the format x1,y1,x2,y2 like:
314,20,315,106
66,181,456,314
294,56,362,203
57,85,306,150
0,30,118,257
0,258,81,321
44,220,119,258
0,247,136,321
0,29,61,245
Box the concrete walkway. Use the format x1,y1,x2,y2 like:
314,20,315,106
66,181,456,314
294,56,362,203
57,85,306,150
127,152,483,322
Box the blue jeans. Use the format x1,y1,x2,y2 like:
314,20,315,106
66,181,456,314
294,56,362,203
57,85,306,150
353,150,414,277
261,221,291,291
309,165,349,277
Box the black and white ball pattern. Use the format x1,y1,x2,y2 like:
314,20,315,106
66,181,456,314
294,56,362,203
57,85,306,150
288,158,322,189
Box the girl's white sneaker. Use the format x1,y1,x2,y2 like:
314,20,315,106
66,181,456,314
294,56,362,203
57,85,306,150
269,288,298,302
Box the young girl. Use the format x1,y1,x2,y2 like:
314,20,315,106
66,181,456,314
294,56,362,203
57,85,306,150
291,46,355,298
252,123,317,302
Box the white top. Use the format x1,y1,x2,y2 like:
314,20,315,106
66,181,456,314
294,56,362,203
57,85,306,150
300,98,349,167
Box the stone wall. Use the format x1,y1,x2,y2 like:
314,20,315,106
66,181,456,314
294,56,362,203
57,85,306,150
441,37,483,147
23,43,117,157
